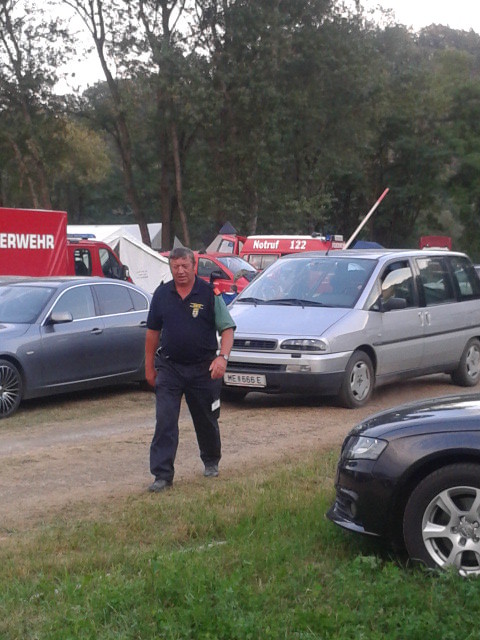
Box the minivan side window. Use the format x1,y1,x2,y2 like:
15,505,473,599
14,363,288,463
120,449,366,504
448,255,480,299
416,257,455,306
380,261,415,309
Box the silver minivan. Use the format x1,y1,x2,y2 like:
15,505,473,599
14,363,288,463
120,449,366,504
223,249,480,407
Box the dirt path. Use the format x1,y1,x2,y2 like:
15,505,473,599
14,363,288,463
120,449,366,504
0,375,476,534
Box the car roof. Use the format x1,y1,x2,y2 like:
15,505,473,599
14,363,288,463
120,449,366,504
279,248,469,262
0,276,143,288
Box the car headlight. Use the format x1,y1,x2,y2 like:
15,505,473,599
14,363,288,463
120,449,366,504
343,435,387,460
280,338,328,352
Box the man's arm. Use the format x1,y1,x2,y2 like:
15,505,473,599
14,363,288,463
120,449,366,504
209,327,234,380
145,328,160,388
219,327,234,358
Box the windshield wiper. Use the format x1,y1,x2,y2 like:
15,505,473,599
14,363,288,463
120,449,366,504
236,297,265,306
263,298,307,308
264,298,331,308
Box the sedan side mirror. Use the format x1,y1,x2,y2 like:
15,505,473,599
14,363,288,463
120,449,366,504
46,310,74,325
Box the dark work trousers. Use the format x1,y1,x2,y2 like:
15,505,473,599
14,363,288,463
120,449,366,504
150,354,222,482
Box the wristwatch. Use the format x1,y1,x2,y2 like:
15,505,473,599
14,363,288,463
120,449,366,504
219,353,229,362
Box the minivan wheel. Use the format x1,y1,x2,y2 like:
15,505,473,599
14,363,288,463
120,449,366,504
0,359,23,418
403,464,480,576
338,351,374,409
451,338,480,387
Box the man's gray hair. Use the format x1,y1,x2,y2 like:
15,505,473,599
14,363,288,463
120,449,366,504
169,247,195,264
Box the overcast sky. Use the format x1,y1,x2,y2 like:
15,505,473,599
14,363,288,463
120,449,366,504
362,0,480,33
58,0,479,93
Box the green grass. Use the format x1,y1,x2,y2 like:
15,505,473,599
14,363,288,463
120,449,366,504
2,451,480,639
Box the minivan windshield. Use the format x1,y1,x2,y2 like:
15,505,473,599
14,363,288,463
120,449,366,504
235,256,376,308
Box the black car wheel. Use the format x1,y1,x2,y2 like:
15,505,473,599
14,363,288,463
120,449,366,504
403,464,480,575
451,338,480,387
0,359,23,419
338,351,374,409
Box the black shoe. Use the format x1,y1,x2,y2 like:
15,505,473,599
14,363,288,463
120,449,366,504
204,464,219,478
148,478,172,492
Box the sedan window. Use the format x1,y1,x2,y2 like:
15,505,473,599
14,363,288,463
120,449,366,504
51,286,96,320
129,287,149,311
94,283,135,315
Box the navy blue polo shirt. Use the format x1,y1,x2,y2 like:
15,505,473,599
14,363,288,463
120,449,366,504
147,276,234,364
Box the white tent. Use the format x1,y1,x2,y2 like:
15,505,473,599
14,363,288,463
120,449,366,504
67,223,163,249
67,224,171,293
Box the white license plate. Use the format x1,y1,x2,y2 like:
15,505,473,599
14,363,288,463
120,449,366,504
224,372,267,388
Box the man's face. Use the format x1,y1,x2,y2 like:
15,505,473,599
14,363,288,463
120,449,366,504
170,256,196,287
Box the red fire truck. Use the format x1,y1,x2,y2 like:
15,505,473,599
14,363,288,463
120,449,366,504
0,207,130,280
239,234,345,270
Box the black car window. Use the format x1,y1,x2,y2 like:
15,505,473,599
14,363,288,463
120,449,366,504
51,285,96,320
94,283,135,315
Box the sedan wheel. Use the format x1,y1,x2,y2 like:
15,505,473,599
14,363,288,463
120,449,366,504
0,360,23,419
451,338,480,386
403,464,480,576
338,351,374,409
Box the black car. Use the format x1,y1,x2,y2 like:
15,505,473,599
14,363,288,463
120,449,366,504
327,393,480,575
0,276,151,418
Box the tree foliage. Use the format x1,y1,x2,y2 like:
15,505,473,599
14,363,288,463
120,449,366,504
1,1,480,255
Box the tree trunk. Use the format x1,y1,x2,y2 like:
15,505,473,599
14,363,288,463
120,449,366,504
70,0,151,246
170,120,190,247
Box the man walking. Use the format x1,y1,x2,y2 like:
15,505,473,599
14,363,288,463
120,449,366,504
145,247,236,492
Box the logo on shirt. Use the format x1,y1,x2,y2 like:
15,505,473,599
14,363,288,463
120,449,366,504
190,302,204,318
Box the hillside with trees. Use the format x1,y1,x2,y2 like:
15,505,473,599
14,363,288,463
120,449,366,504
1,0,480,257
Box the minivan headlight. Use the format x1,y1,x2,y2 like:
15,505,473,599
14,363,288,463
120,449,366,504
343,436,387,460
280,339,328,352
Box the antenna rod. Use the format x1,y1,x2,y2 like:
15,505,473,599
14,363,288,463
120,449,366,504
344,188,389,249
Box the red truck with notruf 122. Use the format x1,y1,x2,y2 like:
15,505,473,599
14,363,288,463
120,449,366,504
0,207,130,280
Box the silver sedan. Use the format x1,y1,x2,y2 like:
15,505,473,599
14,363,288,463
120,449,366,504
0,276,151,418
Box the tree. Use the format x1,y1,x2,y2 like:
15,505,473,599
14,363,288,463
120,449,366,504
0,0,69,207
62,0,151,244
